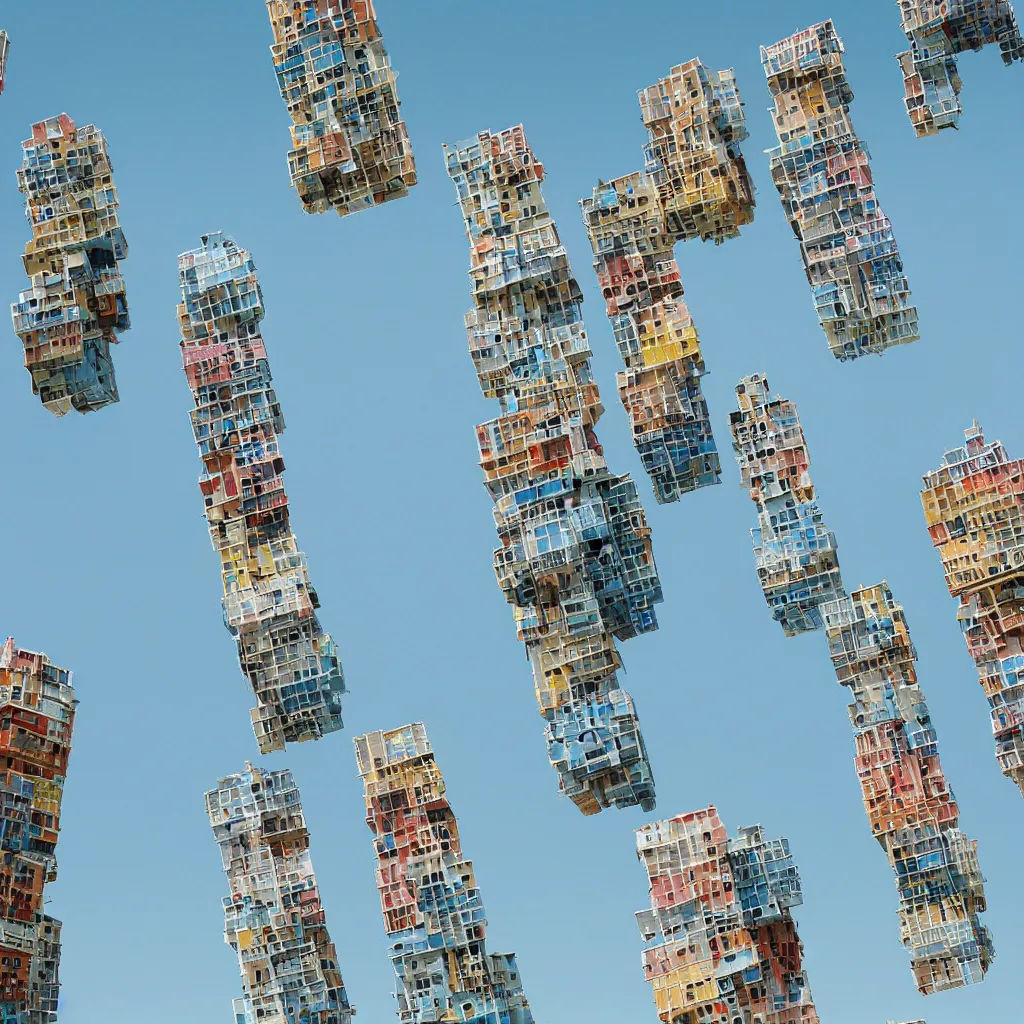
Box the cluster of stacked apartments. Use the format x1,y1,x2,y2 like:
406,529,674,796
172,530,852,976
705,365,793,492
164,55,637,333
0,1,1021,1022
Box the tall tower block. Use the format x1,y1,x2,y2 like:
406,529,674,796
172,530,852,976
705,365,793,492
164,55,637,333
581,60,756,502
355,724,534,1023
445,126,662,814
762,22,918,360
264,0,416,216
823,585,993,992
206,765,354,1024
0,640,76,1023
922,423,1024,794
729,373,844,635
0,32,10,94
178,233,346,754
11,115,131,414
635,807,819,1023
896,0,1023,136
731,377,993,992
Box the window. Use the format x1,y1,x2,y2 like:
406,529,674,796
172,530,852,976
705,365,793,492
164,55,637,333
535,522,564,554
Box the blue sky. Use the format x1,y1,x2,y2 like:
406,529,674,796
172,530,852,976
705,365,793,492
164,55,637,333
1,1,1022,1022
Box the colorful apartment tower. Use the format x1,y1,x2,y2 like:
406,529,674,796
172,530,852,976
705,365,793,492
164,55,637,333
581,60,756,503
762,21,919,361
729,374,844,636
635,807,818,1024
822,585,993,993
206,764,354,1024
730,376,993,993
355,724,534,1024
0,32,9,94
445,126,662,814
921,422,1024,794
0,639,76,1023
178,233,345,754
896,1,1023,136
264,0,416,216
11,115,131,415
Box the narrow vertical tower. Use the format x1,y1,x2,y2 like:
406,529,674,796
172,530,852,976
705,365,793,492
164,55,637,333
823,585,993,993
206,765,354,1024
444,126,662,814
635,807,819,1024
729,373,844,635
0,639,76,1023
0,32,9,94
264,0,416,216
921,422,1024,794
730,377,993,992
11,115,131,415
178,233,346,754
581,60,755,503
762,21,918,361
355,724,534,1024
896,1,1023,136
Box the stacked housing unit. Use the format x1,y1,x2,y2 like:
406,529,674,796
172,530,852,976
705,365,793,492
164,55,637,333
355,724,533,1024
822,585,993,993
762,21,919,361
445,125,663,815
730,374,844,636
265,0,416,216
581,60,755,503
896,0,1023,136
730,375,993,993
0,31,9,94
921,423,1024,794
206,765,354,1024
635,806,818,1024
0,639,76,1023
178,232,345,754
11,115,131,415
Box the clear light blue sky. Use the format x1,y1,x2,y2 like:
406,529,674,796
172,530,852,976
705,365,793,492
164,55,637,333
1,2,1022,1022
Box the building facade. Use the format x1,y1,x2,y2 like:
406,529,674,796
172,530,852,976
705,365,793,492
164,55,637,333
178,232,346,754
355,724,533,1024
921,422,1024,794
762,21,918,361
264,0,416,216
206,765,354,1024
635,807,819,1023
730,376,993,993
11,115,130,415
896,0,1023,136
581,60,755,503
445,125,662,814
0,639,76,1023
